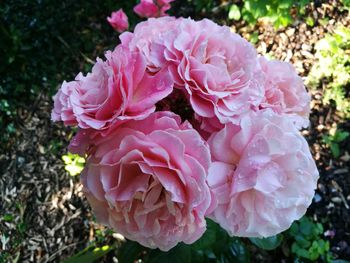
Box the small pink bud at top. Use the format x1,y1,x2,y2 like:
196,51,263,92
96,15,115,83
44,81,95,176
134,0,174,18
107,9,129,33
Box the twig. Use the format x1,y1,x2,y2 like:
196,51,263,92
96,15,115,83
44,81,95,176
43,241,84,263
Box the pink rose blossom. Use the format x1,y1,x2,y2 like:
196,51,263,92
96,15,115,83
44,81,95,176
51,80,79,126
159,18,264,128
258,57,311,128
207,110,319,237
123,18,264,131
51,16,318,245
120,17,179,72
81,111,213,251
51,45,173,131
134,0,174,18
107,9,129,33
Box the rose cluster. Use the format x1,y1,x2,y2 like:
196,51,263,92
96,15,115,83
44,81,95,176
52,17,319,251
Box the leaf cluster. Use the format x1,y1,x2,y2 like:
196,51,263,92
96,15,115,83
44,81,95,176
307,27,350,117
287,217,333,262
228,0,310,28
62,152,85,176
117,219,250,263
322,128,349,158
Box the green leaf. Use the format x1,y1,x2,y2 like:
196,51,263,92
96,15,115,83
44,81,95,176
292,243,310,259
306,16,315,27
228,4,241,20
274,14,292,28
334,131,349,142
330,143,340,158
249,32,259,44
315,223,324,236
2,214,13,222
300,218,313,236
249,235,283,250
295,234,311,248
211,223,231,256
191,220,217,250
63,244,114,263
322,135,332,145
289,222,299,236
117,241,145,263
222,239,250,263
147,243,191,263
278,0,293,9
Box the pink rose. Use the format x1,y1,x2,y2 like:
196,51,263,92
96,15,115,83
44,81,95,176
159,19,264,128
123,18,264,131
207,110,319,237
107,9,129,33
134,0,174,18
81,112,213,251
51,80,79,126
51,45,173,131
258,57,311,128
120,17,179,72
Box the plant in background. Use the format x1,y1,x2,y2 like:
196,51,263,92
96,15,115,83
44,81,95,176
228,0,310,28
287,217,333,262
66,219,251,263
307,27,350,118
62,152,85,176
0,0,140,146
340,0,350,10
322,128,350,158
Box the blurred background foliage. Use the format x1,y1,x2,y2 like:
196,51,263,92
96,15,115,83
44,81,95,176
0,0,138,143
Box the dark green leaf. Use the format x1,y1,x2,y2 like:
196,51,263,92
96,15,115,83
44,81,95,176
300,218,313,236
147,243,191,263
295,235,311,248
249,235,283,250
2,214,13,222
334,131,349,142
117,241,145,263
225,239,250,263
330,143,340,158
192,220,217,250
63,244,114,263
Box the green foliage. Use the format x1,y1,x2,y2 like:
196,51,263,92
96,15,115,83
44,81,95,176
0,0,139,144
2,214,14,222
287,217,333,262
147,243,192,263
307,27,350,117
249,235,283,250
63,244,115,263
62,152,85,176
66,217,337,262
117,241,145,263
192,0,214,13
322,128,349,158
228,4,241,21
340,0,350,10
305,16,315,27
230,0,310,28
116,219,250,263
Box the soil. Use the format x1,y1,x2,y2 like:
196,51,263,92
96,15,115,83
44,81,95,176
1,1,349,262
